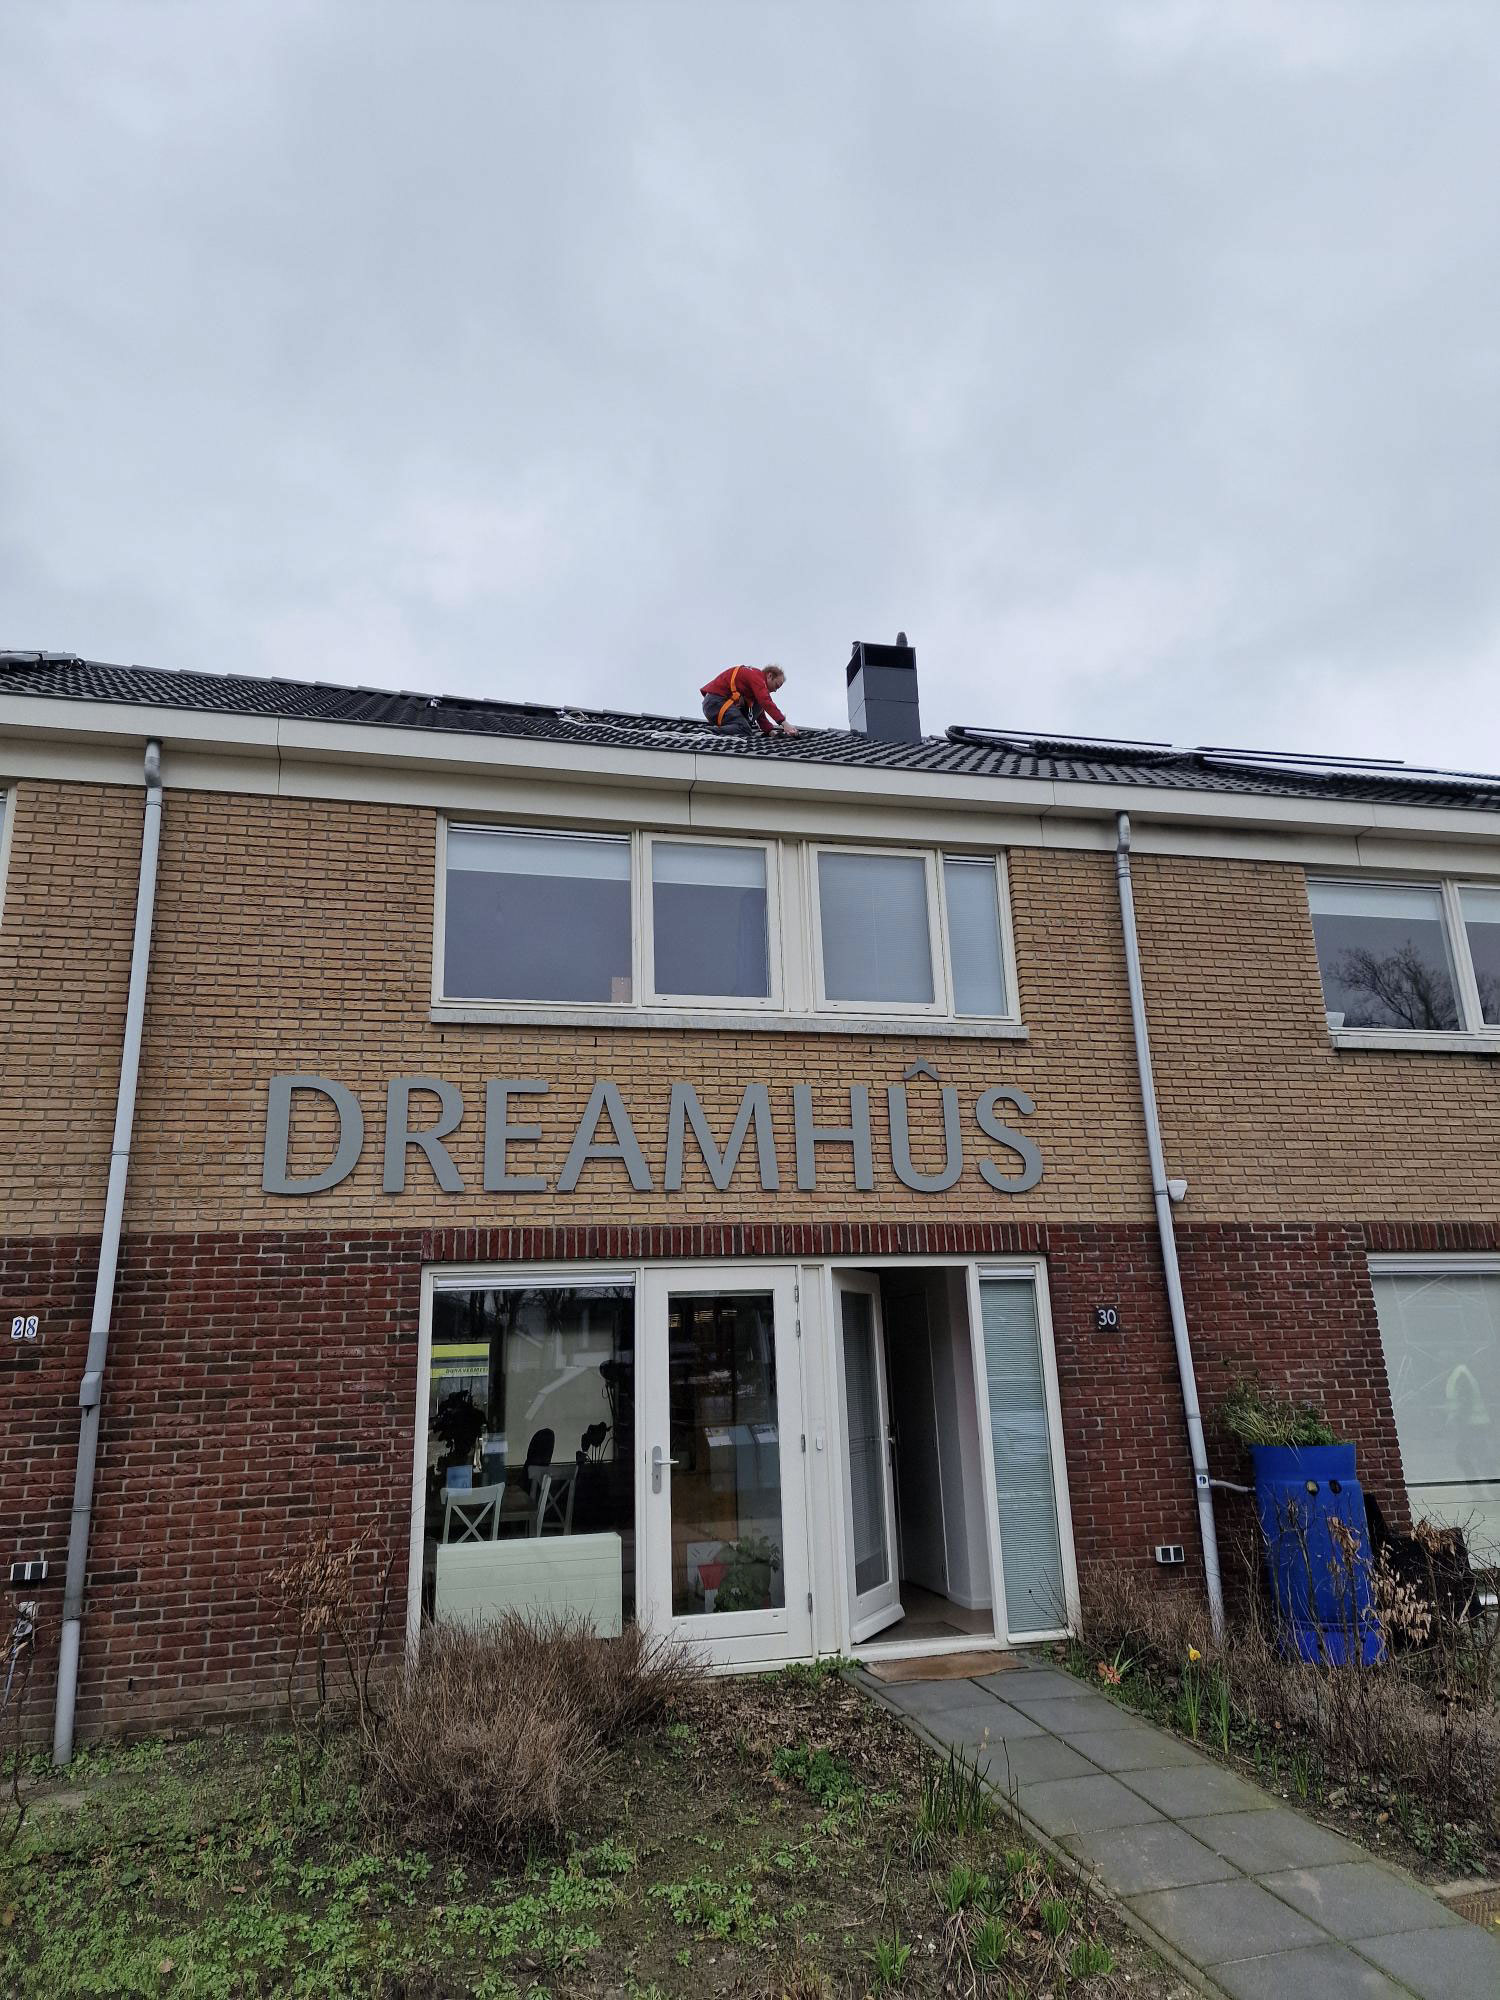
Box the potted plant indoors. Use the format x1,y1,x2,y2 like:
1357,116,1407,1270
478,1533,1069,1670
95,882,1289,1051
1221,1382,1382,1666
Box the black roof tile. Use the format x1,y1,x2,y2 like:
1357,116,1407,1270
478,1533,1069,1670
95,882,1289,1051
4,652,1500,816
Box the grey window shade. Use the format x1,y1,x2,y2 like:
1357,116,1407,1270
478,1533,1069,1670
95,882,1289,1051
651,841,770,999
444,828,632,1003
943,857,1008,1016
980,1277,1066,1636
817,851,933,1005
1371,1271,1500,1564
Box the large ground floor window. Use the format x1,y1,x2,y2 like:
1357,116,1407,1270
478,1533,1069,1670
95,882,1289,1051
421,1279,636,1634
410,1257,1076,1667
1370,1258,1500,1565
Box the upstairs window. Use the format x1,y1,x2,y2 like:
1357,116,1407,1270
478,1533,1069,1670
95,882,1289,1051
439,821,1017,1026
445,828,632,1003
1308,876,1500,1038
648,839,774,1004
812,846,1015,1020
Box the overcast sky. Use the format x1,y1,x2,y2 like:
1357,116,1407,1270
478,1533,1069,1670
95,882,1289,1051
4,2,1498,766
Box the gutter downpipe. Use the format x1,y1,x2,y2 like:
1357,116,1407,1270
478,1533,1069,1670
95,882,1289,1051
53,738,164,1763
1114,812,1226,1641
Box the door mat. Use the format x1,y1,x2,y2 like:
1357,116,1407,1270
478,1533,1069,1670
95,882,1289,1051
1436,1880,1500,1930
868,1651,1017,1683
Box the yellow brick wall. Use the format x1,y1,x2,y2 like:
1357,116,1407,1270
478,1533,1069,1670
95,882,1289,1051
1136,853,1500,1221
3,781,1498,1235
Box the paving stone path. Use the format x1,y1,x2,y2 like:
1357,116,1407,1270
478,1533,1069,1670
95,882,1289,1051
862,1656,1500,1999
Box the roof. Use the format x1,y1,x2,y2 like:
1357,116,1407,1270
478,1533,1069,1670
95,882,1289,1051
6,650,1500,816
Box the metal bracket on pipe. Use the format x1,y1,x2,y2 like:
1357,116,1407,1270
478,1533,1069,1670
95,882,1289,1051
79,1372,103,1409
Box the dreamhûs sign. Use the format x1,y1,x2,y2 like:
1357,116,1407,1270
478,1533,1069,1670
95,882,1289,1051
260,1073,1043,1198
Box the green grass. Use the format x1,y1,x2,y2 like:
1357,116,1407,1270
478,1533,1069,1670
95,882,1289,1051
1,1668,1140,1997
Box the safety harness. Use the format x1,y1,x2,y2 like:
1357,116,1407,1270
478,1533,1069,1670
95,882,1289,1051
715,664,752,727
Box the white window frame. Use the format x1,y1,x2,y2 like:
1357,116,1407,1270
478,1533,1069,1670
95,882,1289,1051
642,832,784,1012
809,842,1020,1024
1365,1253,1500,1571
937,850,1021,1023
434,818,1026,1037
1309,873,1500,1051
0,789,13,936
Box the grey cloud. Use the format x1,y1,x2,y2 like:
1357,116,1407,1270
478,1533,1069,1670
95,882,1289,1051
2,1,1498,767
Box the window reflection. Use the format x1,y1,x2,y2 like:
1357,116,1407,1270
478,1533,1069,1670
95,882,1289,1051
667,1292,785,1616
424,1285,635,1631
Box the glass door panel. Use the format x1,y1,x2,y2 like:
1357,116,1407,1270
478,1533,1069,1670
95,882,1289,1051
668,1289,785,1616
835,1272,903,1642
978,1275,1066,1638
641,1266,810,1665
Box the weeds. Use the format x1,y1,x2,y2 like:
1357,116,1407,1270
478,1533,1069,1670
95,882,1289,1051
1074,1545,1500,1863
867,1933,912,1988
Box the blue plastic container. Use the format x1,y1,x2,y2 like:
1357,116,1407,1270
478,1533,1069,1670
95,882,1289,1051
1251,1443,1383,1666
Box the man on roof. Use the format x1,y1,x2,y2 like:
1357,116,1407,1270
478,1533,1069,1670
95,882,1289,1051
700,663,800,737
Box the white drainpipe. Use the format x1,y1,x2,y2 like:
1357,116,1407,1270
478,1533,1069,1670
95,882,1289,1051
53,738,164,1763
1115,812,1226,1640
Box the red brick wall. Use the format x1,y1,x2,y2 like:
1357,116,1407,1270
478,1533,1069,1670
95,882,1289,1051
0,1217,1460,1738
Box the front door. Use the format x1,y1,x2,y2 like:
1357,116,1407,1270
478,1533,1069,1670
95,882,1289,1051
835,1272,904,1643
640,1266,812,1666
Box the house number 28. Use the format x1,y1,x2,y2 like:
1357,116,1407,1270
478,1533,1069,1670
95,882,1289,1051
9,1316,39,1342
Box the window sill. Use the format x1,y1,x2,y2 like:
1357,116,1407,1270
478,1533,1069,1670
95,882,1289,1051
431,1004,1029,1041
1329,1028,1500,1056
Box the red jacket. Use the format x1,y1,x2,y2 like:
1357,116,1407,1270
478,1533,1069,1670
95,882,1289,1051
701,665,786,733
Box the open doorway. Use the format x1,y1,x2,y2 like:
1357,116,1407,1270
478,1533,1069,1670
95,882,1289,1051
833,1266,995,1650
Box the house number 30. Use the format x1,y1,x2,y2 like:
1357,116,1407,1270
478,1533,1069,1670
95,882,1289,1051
9,1316,39,1342
1094,1305,1120,1331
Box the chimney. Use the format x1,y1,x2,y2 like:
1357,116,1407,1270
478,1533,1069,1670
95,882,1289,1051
846,632,920,741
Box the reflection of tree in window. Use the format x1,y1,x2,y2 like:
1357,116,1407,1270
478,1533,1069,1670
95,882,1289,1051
1335,942,1457,1030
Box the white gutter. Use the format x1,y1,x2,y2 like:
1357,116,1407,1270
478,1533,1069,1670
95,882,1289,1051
53,738,164,1763
1115,811,1226,1640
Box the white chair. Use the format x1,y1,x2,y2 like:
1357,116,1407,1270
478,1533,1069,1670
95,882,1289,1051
531,1466,578,1537
442,1482,505,1542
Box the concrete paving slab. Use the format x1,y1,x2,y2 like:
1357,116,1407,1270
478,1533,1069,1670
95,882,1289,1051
1355,1923,1500,1999
1179,1808,1363,1874
1212,1942,1411,1999
1063,1725,1205,1772
885,1677,1004,1716
1261,1862,1464,1942
1014,1772,1164,1839
916,1697,1029,1748
976,1735,1097,1787
1061,1819,1238,1897
1120,1764,1277,1820
1000,1690,1120,1729
1127,1879,1325,1964
974,1665,1082,1699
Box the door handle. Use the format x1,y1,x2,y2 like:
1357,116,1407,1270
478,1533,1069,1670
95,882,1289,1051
651,1444,679,1494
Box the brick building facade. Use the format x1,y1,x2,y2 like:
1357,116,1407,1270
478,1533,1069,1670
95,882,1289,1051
3,649,1498,1741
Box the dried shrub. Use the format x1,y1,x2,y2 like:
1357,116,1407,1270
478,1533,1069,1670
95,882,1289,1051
1076,1545,1500,1850
263,1521,395,1799
365,1613,701,1860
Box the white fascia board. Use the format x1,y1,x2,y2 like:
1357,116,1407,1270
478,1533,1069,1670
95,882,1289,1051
284,758,696,828
274,716,696,792
0,693,280,759
1046,778,1381,837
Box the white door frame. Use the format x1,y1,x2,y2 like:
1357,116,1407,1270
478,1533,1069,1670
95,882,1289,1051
407,1254,1077,1667
832,1269,905,1644
639,1262,813,1667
